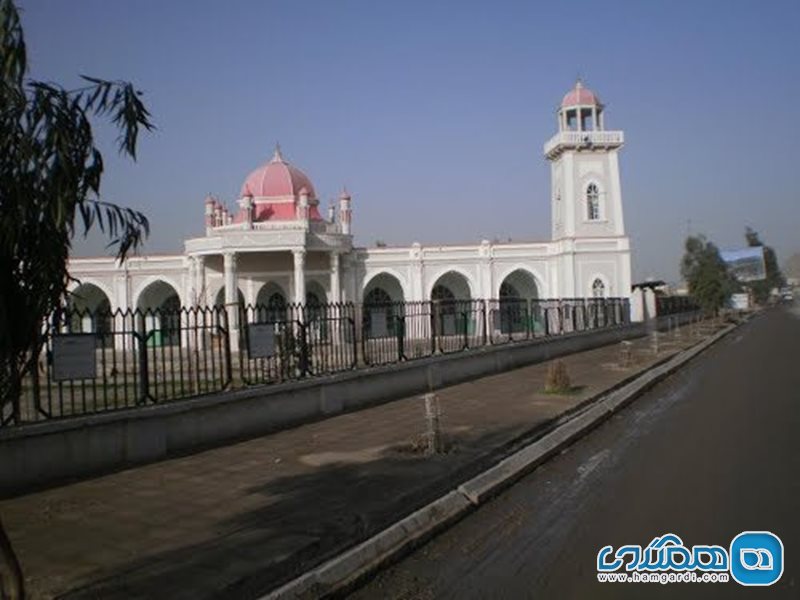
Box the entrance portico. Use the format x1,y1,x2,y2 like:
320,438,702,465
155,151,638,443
186,248,347,308
185,146,353,318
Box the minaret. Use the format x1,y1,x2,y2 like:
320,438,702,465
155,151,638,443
297,187,310,221
204,195,216,234
338,188,352,235
238,194,254,228
544,80,625,241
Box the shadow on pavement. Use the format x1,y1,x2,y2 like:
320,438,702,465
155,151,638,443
62,423,546,600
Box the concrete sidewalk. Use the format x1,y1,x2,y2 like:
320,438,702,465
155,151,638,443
1,321,724,599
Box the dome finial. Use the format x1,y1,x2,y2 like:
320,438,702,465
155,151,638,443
271,142,284,163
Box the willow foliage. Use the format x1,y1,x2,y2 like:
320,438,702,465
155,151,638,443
0,0,153,423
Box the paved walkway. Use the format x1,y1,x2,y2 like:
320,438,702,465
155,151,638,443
1,321,723,599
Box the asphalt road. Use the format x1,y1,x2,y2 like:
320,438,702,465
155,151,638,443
349,305,800,599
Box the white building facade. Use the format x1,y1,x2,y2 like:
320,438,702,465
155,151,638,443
67,81,632,325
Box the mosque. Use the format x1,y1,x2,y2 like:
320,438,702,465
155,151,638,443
67,81,632,328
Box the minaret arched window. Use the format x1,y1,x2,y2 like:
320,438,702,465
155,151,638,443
592,278,606,298
586,183,600,221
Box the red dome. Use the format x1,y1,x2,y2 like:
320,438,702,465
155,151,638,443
561,80,601,107
240,146,317,199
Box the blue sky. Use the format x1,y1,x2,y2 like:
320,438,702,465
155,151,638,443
19,0,800,282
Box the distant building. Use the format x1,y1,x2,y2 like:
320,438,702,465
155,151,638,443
67,81,632,324
784,253,800,287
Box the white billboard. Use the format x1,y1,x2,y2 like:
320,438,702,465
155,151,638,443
720,247,766,282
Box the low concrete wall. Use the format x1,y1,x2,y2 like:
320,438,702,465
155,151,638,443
0,312,699,496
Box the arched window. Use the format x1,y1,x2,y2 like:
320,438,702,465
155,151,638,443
364,287,393,306
304,291,327,338
431,284,456,303
431,284,457,317
499,281,525,334
306,291,321,307
265,291,287,322
364,287,397,338
587,183,600,221
267,292,286,310
499,282,519,299
592,278,606,298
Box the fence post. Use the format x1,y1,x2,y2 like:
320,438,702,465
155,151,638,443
360,308,370,366
221,307,233,387
298,321,310,377
350,306,359,368
430,302,437,355
135,312,149,405
462,310,469,349
525,299,532,340
481,300,488,346
236,304,246,384
397,314,405,362
29,349,41,421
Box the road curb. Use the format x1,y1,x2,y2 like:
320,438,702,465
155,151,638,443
262,319,743,599
459,321,737,505
263,491,472,600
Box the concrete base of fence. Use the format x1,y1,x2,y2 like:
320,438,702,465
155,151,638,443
0,313,699,497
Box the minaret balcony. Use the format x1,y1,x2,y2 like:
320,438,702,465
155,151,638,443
544,130,624,159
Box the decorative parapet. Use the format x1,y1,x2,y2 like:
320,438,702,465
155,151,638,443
205,218,345,235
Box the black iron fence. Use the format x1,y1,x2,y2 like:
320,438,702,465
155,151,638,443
360,300,489,365
10,305,231,426
486,297,629,344
239,302,357,385
656,295,699,316
7,296,630,427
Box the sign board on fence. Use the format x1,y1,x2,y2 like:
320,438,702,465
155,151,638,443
247,323,275,358
52,334,97,381
442,313,457,336
370,310,388,338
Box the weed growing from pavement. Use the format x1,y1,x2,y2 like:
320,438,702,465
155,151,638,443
544,360,580,395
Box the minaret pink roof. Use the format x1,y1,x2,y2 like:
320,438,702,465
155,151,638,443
240,145,318,199
561,80,601,108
